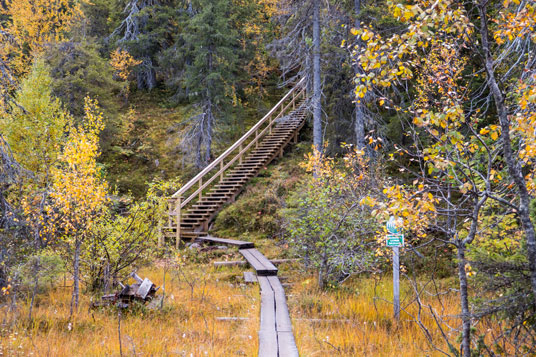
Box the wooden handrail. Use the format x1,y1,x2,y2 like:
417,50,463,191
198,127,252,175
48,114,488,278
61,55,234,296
171,78,306,205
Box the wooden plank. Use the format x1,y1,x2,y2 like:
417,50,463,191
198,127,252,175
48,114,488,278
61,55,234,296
240,249,266,274
215,317,249,321
196,235,254,249
277,331,299,357
136,278,153,300
243,271,258,283
250,249,278,275
213,258,299,268
130,272,143,284
268,276,293,333
213,260,246,267
240,249,278,276
258,329,278,357
257,276,278,357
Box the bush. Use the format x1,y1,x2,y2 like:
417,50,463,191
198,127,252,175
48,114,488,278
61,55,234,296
283,148,385,289
14,250,65,295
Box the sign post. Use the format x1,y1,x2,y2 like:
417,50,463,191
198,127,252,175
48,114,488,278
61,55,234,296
386,216,403,320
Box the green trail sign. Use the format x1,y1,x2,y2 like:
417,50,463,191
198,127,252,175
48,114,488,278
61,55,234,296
386,234,404,247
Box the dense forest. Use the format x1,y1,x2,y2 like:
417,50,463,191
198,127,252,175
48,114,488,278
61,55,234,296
1,0,535,355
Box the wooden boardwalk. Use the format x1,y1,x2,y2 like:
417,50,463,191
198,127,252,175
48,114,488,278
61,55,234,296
204,236,298,356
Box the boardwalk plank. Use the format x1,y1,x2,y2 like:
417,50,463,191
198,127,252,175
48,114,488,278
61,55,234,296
257,276,277,357
196,235,254,249
268,276,293,333
277,331,299,357
240,249,278,276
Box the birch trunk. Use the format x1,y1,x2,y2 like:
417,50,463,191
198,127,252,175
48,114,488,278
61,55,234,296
70,237,81,317
456,244,471,357
478,1,536,296
312,0,322,152
353,0,366,150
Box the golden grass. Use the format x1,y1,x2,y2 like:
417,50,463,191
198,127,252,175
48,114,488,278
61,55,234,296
286,272,460,356
1,257,260,356
0,246,513,356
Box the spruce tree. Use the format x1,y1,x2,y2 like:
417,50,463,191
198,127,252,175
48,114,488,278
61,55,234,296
162,0,239,168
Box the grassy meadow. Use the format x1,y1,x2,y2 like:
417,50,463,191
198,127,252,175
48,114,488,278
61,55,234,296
0,242,476,357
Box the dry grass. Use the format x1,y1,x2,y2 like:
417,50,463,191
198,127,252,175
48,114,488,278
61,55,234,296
0,247,511,356
1,254,260,356
285,271,460,356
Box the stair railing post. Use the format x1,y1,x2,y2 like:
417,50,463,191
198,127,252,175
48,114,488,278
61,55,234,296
239,144,243,164
175,197,182,249
220,161,224,181
162,198,174,248
199,178,203,200
255,129,259,148
292,90,296,109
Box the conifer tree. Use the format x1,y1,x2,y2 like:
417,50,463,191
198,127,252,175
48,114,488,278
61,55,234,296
162,0,239,167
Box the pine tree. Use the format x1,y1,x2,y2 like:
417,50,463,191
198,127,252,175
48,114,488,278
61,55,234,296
162,0,239,168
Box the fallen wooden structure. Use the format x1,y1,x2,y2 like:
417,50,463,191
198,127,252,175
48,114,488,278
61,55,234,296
93,272,159,309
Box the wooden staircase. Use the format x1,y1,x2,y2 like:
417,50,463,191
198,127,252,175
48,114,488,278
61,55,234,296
162,79,308,247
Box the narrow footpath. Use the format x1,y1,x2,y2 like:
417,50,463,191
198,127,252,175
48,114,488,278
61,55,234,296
197,236,299,357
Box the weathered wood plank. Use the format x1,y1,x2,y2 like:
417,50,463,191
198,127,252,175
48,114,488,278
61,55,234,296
215,317,249,321
136,278,153,300
277,331,299,357
258,329,278,357
257,276,278,357
240,249,278,276
130,272,143,284
243,271,258,283
240,249,265,272
213,260,246,267
196,235,254,249
268,276,293,333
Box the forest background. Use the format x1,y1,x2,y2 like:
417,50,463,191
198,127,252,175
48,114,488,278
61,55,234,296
1,0,536,356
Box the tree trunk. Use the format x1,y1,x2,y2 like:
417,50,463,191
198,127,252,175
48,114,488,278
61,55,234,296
28,257,40,322
478,2,536,296
312,0,322,153
353,0,366,150
70,237,81,317
204,98,213,164
456,243,471,357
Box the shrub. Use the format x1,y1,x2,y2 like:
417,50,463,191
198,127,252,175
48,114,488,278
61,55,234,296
283,147,385,289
